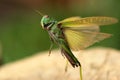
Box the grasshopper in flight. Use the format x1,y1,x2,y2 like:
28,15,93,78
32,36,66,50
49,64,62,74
36,10,118,80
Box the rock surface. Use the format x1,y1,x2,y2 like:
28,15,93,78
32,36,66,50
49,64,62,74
0,48,120,80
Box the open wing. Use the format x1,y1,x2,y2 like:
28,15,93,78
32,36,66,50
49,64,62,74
59,17,118,27
58,16,81,23
63,26,111,51
60,16,117,51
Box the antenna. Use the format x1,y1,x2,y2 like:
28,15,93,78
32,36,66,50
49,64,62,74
34,9,44,16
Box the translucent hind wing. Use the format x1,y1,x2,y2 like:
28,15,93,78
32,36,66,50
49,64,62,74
64,28,111,51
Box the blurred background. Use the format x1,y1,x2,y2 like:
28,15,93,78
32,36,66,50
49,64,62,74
0,0,119,65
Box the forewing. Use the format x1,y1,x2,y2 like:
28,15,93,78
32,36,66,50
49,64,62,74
63,26,111,51
58,16,81,23
59,17,118,27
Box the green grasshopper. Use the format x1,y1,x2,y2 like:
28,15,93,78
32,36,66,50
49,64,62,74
36,10,118,80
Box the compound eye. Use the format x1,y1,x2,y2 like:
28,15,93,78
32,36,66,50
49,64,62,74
44,15,49,18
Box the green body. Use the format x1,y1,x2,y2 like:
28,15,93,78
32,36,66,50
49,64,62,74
41,15,80,67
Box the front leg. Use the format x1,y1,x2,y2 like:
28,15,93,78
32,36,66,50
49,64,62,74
49,36,54,56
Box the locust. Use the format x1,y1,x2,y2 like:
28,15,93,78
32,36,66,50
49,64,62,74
35,10,118,80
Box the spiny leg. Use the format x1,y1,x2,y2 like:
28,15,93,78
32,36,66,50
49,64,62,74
49,43,53,56
65,59,69,72
48,35,54,56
